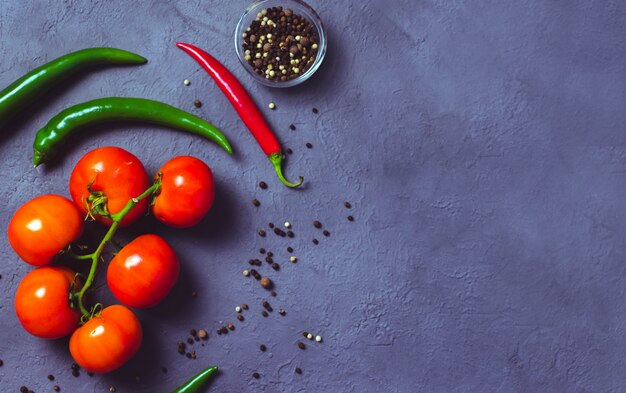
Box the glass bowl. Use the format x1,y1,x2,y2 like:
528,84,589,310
234,0,327,88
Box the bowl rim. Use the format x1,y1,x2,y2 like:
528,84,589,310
234,0,327,88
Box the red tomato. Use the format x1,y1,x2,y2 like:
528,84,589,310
69,147,150,227
14,266,81,339
107,234,179,308
69,305,142,373
8,194,83,266
152,156,214,228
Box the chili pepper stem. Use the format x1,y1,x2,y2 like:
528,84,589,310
74,181,161,319
269,152,303,188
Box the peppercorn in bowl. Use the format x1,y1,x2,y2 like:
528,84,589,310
235,0,327,88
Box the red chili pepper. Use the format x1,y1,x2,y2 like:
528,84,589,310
175,42,303,188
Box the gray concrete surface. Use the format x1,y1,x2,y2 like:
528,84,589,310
0,0,625,392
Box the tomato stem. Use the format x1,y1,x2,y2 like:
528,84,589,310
68,251,93,261
75,181,161,319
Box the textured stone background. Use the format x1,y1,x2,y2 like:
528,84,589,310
1,0,625,392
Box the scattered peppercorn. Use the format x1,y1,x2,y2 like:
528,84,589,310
258,229,266,237
287,230,294,238
279,308,286,316
287,246,294,253
252,372,260,379
193,99,202,108
312,107,318,114
259,344,267,352
262,301,273,312
259,247,266,254
344,201,352,208
298,341,306,350
53,386,60,392
323,230,330,237
262,311,269,317
177,341,186,354
72,369,80,377
347,215,354,221
109,387,117,392
250,269,261,280
286,148,293,154
295,367,302,374
187,337,194,345
237,314,245,321
302,331,309,338
265,256,273,263
271,262,280,271
289,124,296,130
290,256,297,263
71,363,79,371
227,323,235,331
190,328,197,336
312,238,319,245
48,374,55,381
260,276,273,289
186,352,192,359
20,387,28,393
198,329,208,340
242,304,249,310
267,251,274,257
313,220,322,228
252,198,261,207
306,142,313,149
0,359,3,367
259,181,268,189
271,290,277,297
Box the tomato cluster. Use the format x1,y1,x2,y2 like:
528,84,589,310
8,147,216,373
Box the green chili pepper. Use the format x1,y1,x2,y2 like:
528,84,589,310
0,48,146,125
33,97,233,166
171,366,218,393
